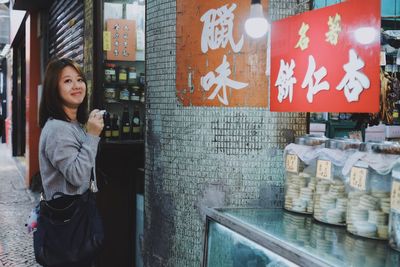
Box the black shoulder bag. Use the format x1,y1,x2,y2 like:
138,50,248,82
33,170,104,266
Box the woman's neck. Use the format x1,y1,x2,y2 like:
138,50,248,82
64,106,78,122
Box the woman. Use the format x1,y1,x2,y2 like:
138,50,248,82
38,58,104,266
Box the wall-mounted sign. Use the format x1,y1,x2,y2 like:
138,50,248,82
105,19,136,61
270,0,380,112
176,0,268,107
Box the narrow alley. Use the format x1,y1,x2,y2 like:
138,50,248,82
0,143,39,267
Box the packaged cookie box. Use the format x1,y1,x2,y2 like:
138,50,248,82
284,136,327,214
313,139,361,226
346,143,392,240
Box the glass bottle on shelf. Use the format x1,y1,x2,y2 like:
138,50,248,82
346,142,392,240
131,105,141,139
284,135,327,214
103,111,112,140
313,139,361,226
104,63,117,83
140,90,145,103
119,87,130,101
118,66,128,84
121,106,131,140
128,66,137,85
139,72,145,87
104,86,118,103
130,86,141,102
111,114,120,140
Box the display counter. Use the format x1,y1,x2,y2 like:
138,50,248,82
204,208,400,267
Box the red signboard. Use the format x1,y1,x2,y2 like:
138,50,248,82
176,0,268,107
270,0,380,112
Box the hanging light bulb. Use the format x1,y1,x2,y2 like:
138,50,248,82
245,0,269,39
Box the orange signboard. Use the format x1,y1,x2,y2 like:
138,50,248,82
176,0,268,107
106,19,136,61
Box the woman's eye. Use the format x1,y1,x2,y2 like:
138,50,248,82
64,79,72,83
78,78,84,82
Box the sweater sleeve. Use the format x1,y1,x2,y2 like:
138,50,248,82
44,122,100,187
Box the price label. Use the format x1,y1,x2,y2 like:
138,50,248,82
349,167,367,191
380,51,386,66
391,181,400,213
285,154,299,173
103,31,111,51
316,160,332,180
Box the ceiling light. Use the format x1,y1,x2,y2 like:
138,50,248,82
245,0,269,39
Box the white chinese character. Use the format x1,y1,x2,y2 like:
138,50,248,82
295,22,310,51
275,59,297,103
326,13,341,45
200,4,244,53
201,55,248,105
336,49,370,102
301,55,330,103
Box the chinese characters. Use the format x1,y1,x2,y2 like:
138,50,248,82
275,59,296,103
295,22,310,51
301,55,330,103
326,13,341,45
200,4,248,106
275,14,370,104
200,4,244,53
336,49,370,102
201,55,248,105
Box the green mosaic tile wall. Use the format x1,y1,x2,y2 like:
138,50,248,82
144,1,309,266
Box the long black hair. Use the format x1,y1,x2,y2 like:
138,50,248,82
39,58,88,128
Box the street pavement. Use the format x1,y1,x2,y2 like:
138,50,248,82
0,143,40,267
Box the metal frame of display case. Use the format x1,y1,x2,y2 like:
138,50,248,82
203,208,332,267
203,207,400,267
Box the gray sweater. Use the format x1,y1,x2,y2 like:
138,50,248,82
39,118,100,200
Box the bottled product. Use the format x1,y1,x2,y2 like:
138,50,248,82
284,135,327,214
139,72,145,87
121,106,131,140
128,66,137,85
130,86,141,102
103,111,112,140
119,87,130,100
104,86,117,102
313,139,361,225
131,106,141,139
118,66,128,84
111,114,120,140
140,91,145,103
104,63,117,83
346,142,392,240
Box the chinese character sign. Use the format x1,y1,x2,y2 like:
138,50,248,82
270,0,380,112
176,0,268,107
106,19,136,61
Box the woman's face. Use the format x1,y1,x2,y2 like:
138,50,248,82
58,66,86,109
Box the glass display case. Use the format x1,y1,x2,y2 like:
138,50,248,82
204,208,400,267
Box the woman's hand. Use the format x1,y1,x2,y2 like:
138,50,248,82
86,109,104,136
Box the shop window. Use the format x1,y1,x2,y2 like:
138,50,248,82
100,0,145,143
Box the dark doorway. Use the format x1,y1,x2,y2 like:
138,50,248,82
12,38,26,157
0,58,6,143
